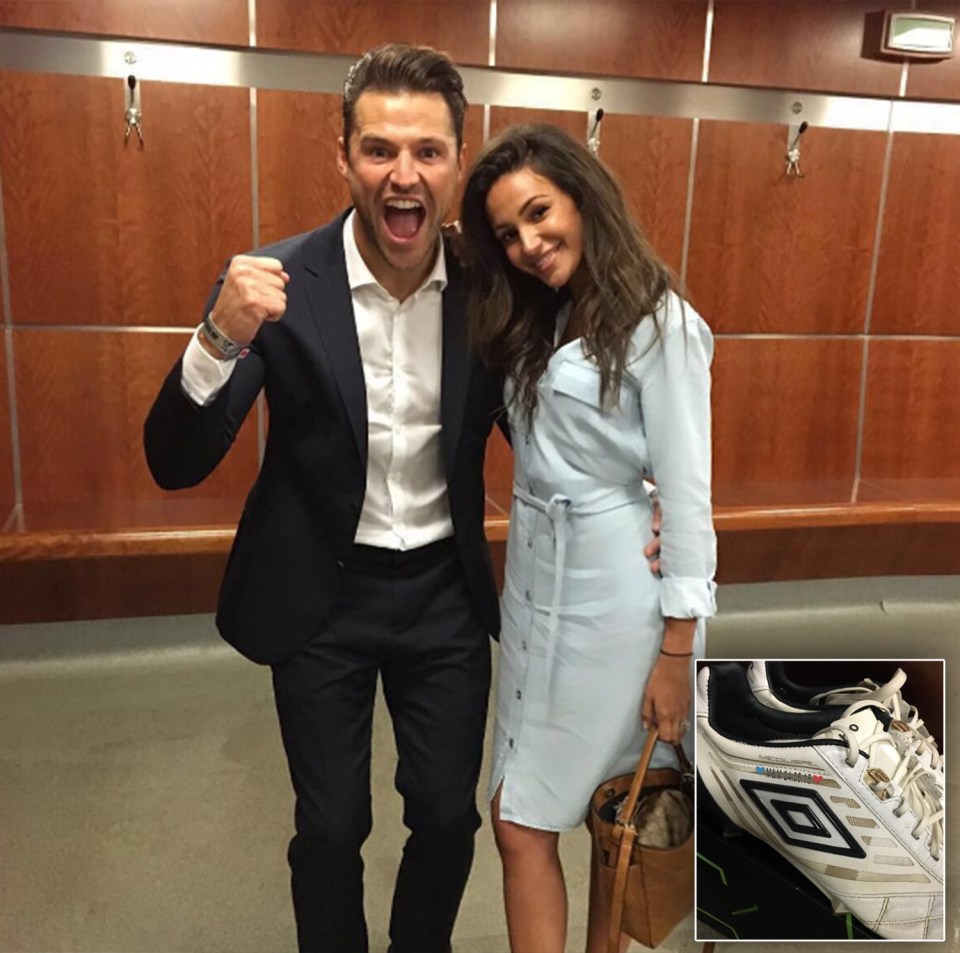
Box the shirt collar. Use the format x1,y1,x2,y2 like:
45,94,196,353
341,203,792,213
342,210,448,296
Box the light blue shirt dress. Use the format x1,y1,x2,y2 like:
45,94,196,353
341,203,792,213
489,291,717,831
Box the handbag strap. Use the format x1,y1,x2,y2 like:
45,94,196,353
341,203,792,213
614,728,691,828
606,728,692,953
607,823,636,953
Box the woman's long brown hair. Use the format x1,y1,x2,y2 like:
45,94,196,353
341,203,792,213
461,123,675,424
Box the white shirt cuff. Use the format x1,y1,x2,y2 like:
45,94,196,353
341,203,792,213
180,325,237,406
660,577,717,619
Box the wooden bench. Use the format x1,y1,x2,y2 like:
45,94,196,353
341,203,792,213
2,481,959,624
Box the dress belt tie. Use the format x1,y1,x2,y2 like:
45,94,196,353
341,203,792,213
512,482,647,695
512,484,571,695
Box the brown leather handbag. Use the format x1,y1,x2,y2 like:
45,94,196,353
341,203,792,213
586,728,694,952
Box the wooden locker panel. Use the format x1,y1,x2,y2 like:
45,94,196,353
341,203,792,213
860,339,960,488
904,1,960,101
711,338,862,506
12,329,259,527
687,122,885,334
597,114,692,276
0,72,122,327
0,73,253,328
496,0,706,80
259,92,484,247
120,82,253,329
0,345,13,519
709,1,908,96
0,0,249,44
871,134,960,336
256,0,490,64
488,108,692,274
257,91,344,246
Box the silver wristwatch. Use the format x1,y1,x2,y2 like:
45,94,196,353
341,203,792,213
202,312,246,360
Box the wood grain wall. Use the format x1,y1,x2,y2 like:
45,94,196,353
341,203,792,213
0,0,249,44
2,0,960,620
0,68,260,537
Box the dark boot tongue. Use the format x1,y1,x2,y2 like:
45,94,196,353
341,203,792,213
385,207,422,239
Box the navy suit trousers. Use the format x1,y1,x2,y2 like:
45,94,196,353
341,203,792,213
271,539,491,953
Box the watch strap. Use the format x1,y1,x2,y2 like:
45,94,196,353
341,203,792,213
202,312,246,360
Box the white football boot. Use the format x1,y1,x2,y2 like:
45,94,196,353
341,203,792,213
747,660,944,785
697,663,944,940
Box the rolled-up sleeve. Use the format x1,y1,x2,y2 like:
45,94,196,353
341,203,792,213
638,295,717,619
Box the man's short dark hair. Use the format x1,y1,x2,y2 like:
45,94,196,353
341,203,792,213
342,43,467,149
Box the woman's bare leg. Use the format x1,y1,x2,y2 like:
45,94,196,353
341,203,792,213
492,784,568,953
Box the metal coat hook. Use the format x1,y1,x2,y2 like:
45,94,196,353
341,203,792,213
785,121,808,177
124,74,144,146
587,108,604,155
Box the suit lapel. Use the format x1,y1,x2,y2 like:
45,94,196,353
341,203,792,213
440,264,470,479
301,218,368,467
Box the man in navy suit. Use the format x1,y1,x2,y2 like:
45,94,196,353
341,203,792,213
145,44,503,953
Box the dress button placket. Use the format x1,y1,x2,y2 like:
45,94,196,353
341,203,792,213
510,501,536,765
521,509,533,656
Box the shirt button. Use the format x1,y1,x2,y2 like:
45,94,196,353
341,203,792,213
522,641,527,651
524,590,531,601
516,689,522,700
508,738,515,749
526,538,533,549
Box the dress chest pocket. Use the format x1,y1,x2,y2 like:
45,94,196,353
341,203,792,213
551,359,604,410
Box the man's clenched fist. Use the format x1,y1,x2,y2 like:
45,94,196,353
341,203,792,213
200,256,289,359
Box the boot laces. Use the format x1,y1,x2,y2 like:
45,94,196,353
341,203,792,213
815,669,942,772
838,722,943,862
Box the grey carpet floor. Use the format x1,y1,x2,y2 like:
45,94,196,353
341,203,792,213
0,576,957,952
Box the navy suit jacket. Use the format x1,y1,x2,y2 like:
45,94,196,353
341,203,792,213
145,212,504,664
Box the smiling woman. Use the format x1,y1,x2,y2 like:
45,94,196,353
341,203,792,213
459,123,716,953
486,166,585,294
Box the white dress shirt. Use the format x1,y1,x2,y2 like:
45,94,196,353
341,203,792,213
180,211,454,551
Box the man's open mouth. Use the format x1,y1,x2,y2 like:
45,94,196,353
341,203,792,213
383,198,426,241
